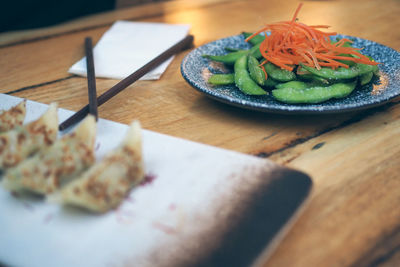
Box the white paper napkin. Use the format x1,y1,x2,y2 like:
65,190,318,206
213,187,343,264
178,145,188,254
68,21,190,80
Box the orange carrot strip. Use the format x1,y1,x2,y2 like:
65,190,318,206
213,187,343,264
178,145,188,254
261,65,268,79
251,3,379,71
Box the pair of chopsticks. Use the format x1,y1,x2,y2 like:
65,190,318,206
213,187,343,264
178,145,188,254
59,34,194,131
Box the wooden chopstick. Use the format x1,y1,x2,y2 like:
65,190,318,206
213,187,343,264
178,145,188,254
59,34,194,131
85,37,98,120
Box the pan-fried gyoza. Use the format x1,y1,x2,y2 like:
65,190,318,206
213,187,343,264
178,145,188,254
2,115,96,194
0,103,58,169
0,100,27,132
49,121,145,213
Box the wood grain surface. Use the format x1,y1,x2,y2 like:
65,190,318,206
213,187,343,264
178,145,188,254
1,0,399,266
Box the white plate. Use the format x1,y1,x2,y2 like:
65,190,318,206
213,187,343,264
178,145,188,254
0,94,311,267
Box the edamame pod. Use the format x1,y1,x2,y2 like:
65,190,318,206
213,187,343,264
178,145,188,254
264,77,279,88
364,56,379,75
275,81,309,90
360,72,373,85
296,67,330,84
337,55,357,67
202,50,247,65
249,43,262,59
248,55,266,86
235,55,267,95
202,43,262,65
297,73,330,84
265,62,296,82
208,73,235,85
272,81,357,104
276,80,327,90
242,32,265,46
300,63,376,80
224,47,240,52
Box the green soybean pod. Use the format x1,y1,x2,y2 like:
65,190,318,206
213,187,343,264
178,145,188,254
276,80,326,90
249,42,262,59
242,32,265,46
202,50,248,65
247,55,266,86
367,57,380,76
275,81,309,90
234,55,267,95
297,73,330,84
265,62,296,82
297,66,329,84
359,72,374,86
224,47,240,52
208,73,235,85
272,81,357,104
333,40,357,66
264,77,280,88
202,43,262,65
300,63,376,80
337,55,357,67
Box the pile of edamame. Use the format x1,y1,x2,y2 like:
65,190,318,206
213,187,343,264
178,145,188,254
202,32,379,104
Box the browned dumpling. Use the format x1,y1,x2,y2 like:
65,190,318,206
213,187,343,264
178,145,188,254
0,100,26,132
0,103,58,169
50,121,145,213
2,115,96,194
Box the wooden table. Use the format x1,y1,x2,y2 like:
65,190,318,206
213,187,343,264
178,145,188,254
1,0,399,266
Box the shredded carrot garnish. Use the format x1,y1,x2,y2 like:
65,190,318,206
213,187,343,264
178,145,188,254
245,3,379,71
261,65,268,79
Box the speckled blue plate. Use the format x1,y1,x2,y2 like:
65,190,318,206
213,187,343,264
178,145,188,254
181,34,400,114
